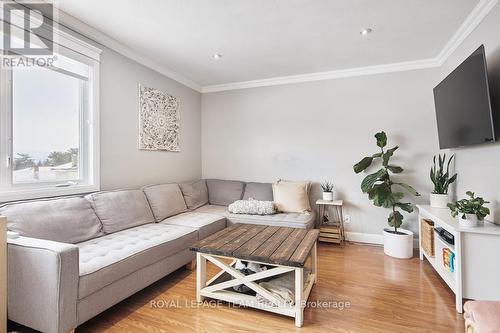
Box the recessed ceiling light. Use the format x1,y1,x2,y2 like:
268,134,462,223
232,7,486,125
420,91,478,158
212,54,222,59
360,28,373,36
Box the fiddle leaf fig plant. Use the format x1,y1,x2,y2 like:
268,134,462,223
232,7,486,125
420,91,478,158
448,191,490,220
430,154,457,194
353,131,421,234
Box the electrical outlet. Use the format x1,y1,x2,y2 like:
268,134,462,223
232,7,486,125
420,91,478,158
344,215,351,224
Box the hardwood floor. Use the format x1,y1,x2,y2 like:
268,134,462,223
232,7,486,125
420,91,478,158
9,243,465,333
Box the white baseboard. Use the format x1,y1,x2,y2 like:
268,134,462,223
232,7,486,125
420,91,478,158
345,232,419,248
345,232,383,245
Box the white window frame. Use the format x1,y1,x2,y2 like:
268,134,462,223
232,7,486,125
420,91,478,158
0,8,101,202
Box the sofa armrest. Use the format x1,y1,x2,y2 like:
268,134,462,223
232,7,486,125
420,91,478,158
8,236,79,333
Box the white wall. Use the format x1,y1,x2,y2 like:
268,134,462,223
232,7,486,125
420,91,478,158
436,3,500,223
99,48,202,189
202,69,439,235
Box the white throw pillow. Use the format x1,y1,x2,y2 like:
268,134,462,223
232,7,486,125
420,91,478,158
272,180,311,213
228,199,276,215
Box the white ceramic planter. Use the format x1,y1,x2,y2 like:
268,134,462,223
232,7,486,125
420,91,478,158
430,193,450,209
383,228,414,259
322,192,334,201
458,214,479,227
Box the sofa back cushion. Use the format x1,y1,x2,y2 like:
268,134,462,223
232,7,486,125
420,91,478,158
142,183,187,222
86,190,155,233
206,179,245,206
179,180,209,209
0,197,103,244
243,182,273,201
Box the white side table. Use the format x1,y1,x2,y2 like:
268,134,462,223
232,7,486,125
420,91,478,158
315,200,345,244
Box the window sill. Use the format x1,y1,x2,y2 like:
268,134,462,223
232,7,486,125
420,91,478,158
0,184,100,203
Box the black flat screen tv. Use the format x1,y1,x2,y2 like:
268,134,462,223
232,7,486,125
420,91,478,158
433,45,495,149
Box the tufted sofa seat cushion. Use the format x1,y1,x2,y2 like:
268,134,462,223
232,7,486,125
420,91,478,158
194,205,315,229
77,223,197,299
161,212,226,240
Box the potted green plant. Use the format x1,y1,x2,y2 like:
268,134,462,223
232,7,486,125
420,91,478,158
448,191,490,227
321,181,334,201
430,154,457,208
353,131,420,259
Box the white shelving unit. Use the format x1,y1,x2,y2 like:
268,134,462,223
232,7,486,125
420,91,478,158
418,205,500,313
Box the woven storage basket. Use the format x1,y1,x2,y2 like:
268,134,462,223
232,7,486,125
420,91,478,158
421,219,435,257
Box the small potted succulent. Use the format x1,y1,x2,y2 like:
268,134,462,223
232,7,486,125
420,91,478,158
430,154,457,208
448,191,490,227
321,181,334,201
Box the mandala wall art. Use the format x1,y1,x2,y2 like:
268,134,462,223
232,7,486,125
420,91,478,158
138,85,180,152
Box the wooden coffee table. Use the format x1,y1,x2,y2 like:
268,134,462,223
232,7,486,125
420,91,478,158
190,224,319,327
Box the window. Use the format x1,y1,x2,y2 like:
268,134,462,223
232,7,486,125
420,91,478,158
0,14,101,202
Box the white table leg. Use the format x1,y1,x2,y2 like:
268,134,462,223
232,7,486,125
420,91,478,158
196,252,206,303
312,242,317,284
295,267,304,327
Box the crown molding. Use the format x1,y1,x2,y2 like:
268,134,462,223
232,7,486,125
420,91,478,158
48,0,498,94
202,0,499,93
436,0,499,65
53,9,202,92
201,58,440,93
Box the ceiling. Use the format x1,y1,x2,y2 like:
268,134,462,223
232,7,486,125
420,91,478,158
56,0,480,87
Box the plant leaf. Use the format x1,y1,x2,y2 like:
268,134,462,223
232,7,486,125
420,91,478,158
375,132,387,148
360,169,387,193
382,146,399,166
353,157,373,174
388,211,404,229
387,165,403,173
395,183,420,196
396,202,414,213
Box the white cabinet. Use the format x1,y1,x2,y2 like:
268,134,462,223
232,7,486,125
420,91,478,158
418,205,500,313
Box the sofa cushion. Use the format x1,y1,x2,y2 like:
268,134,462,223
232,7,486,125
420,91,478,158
206,179,245,206
142,183,187,222
0,197,103,244
193,204,230,216
227,211,315,229
161,212,227,240
243,182,273,201
77,223,196,299
179,180,208,210
272,180,312,213
86,190,155,234
194,205,315,229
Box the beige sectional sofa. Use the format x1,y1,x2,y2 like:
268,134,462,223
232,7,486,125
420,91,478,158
0,179,314,333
